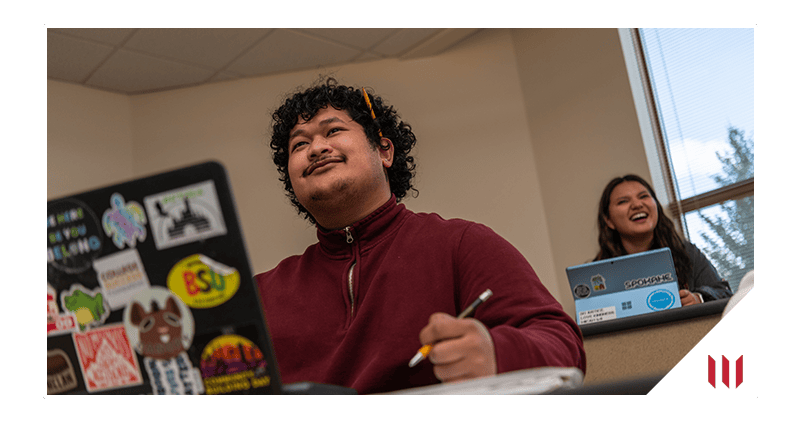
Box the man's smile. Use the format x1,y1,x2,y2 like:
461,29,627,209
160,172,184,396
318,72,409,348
304,156,344,176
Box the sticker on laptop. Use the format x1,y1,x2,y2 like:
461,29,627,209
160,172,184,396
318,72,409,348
646,289,677,311
72,323,144,393
48,283,78,336
144,180,227,250
573,284,591,299
47,199,103,274
166,254,240,309
591,274,606,291
47,348,79,394
123,286,204,394
60,284,110,332
102,193,148,249
199,334,271,395
578,306,617,325
93,249,151,311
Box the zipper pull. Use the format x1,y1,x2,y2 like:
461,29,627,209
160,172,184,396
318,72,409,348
343,226,354,244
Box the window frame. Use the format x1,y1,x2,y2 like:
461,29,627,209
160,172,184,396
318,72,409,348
617,28,755,235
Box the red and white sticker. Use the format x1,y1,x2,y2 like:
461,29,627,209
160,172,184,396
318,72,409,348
47,284,77,336
73,323,143,393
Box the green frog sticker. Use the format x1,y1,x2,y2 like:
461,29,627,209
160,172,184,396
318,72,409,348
62,286,108,331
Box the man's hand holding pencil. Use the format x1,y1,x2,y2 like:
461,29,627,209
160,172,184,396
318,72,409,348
416,313,497,383
410,289,497,383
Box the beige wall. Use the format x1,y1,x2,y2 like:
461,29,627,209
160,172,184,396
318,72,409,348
510,28,652,318
46,28,649,318
47,80,135,197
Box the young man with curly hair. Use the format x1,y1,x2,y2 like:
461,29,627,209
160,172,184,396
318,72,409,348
255,78,585,394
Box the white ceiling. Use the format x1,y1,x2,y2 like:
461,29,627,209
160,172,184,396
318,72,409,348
47,28,483,95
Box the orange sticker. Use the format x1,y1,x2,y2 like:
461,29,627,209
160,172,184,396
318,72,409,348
167,254,239,309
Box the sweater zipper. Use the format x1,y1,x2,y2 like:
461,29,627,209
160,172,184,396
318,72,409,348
347,262,356,319
344,226,355,319
344,227,354,244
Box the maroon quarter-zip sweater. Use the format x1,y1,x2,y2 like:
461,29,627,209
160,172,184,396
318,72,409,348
256,198,585,394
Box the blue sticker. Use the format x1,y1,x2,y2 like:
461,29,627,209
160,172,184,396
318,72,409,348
102,193,148,249
646,289,676,311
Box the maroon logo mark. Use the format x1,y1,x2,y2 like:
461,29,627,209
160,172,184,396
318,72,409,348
708,355,743,388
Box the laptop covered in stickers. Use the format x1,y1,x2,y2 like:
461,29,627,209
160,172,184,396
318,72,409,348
565,247,682,326
47,161,313,395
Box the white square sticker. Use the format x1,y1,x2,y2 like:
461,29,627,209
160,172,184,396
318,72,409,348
144,181,227,250
579,305,617,325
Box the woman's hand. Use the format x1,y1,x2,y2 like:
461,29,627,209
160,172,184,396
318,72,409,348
679,289,702,306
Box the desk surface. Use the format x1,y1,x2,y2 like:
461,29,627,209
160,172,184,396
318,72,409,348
580,299,728,385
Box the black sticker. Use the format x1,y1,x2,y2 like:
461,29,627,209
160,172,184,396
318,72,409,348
47,199,103,274
573,284,591,299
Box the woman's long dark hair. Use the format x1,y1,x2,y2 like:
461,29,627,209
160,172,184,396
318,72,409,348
594,174,692,289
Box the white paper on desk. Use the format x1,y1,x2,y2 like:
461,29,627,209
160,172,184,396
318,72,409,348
384,367,584,395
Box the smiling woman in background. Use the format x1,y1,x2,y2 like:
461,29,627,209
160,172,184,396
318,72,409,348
595,174,733,305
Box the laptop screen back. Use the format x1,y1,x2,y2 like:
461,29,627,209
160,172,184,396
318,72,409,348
47,161,283,395
565,248,681,325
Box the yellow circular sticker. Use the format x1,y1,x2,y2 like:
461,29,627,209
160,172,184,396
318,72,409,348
167,254,240,308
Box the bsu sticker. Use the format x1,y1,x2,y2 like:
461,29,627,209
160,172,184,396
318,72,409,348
167,254,240,309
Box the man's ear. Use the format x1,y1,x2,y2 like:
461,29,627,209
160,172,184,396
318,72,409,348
379,138,394,168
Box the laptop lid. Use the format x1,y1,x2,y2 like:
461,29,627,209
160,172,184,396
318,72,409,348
565,248,681,325
47,161,283,395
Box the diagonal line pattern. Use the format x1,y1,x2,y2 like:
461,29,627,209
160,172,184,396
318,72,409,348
663,288,800,421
